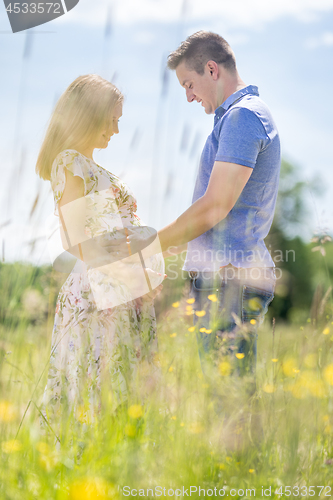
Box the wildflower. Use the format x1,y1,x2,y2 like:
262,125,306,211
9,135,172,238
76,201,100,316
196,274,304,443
125,424,136,438
282,357,298,377
263,383,276,393
68,477,115,500
249,469,255,474
208,294,218,302
250,319,256,325
186,298,195,304
0,401,17,423
323,328,330,335
171,416,177,420
248,298,261,311
172,302,180,308
168,366,174,372
235,353,245,359
185,305,193,311
205,329,212,334
180,422,184,427
189,422,204,434
271,358,278,362
36,442,50,454
199,328,206,333
170,333,177,338
304,354,317,368
188,326,195,332
218,361,231,376
2,440,22,453
76,405,93,424
128,405,143,419
195,310,206,317
323,364,333,385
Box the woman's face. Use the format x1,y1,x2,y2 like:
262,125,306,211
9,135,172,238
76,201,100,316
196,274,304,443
95,101,123,150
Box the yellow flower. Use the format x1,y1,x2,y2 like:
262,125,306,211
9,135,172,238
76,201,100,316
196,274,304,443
36,442,50,454
185,310,193,316
2,440,22,453
219,463,226,470
189,422,204,434
76,405,93,424
323,328,330,335
168,366,174,372
271,358,278,362
235,353,245,359
180,422,184,427
172,302,180,308
171,416,177,420
125,424,136,438
323,364,333,385
170,333,177,338
249,469,255,474
188,326,195,332
304,354,317,368
263,383,276,393
250,319,257,325
218,361,231,376
208,294,218,302
128,405,143,419
0,401,17,423
186,298,195,304
248,298,261,311
199,328,206,332
195,310,206,317
282,357,298,377
39,453,58,471
68,477,115,500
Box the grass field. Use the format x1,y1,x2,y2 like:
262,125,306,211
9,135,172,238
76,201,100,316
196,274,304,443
1,276,333,500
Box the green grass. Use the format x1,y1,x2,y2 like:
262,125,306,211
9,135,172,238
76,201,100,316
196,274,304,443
1,295,333,500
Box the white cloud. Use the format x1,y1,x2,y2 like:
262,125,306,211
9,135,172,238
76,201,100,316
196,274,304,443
305,31,333,48
59,0,333,29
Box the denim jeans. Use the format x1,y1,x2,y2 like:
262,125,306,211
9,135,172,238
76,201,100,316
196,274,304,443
190,265,275,390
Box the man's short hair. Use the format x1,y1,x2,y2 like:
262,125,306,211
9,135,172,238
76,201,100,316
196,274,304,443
167,31,236,75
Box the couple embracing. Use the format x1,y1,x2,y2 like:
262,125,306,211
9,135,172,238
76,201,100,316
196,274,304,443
36,31,280,429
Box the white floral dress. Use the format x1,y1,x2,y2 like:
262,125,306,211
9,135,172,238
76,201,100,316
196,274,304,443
41,150,164,426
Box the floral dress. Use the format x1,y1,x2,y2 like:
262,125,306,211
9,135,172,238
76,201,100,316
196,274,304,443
41,150,164,426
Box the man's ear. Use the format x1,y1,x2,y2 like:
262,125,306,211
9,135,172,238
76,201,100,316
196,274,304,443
206,60,219,80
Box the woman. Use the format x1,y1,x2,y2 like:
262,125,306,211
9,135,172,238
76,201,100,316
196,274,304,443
36,75,164,429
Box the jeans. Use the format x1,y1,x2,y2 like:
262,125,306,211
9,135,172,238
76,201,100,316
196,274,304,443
190,265,275,391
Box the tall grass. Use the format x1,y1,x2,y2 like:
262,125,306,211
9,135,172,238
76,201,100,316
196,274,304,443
1,261,333,500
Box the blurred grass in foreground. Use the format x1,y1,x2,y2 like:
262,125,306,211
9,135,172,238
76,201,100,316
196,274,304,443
1,255,333,499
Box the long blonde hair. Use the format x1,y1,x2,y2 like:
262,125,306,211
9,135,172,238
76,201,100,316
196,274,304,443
36,74,124,180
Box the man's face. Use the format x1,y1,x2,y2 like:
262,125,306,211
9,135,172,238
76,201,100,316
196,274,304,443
176,60,217,114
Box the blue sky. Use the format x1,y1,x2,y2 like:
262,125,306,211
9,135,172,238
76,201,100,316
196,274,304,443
1,0,333,264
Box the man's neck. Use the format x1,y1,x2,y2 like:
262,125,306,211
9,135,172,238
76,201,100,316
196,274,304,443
216,69,246,108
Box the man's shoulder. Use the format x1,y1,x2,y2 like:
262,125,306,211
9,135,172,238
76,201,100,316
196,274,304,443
221,95,278,136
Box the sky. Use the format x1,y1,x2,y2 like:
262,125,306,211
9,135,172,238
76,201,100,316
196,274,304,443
1,0,333,266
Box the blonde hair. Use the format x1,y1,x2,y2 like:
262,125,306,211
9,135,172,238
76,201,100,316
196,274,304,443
36,74,124,180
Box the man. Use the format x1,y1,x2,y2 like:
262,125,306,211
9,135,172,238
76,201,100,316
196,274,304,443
102,31,280,396
157,31,281,389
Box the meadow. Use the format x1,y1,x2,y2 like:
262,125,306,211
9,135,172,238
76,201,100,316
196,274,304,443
0,248,333,500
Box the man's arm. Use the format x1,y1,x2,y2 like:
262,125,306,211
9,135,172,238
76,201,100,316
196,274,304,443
157,161,252,252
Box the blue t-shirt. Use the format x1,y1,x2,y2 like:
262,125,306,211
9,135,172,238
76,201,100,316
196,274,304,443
184,85,281,271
